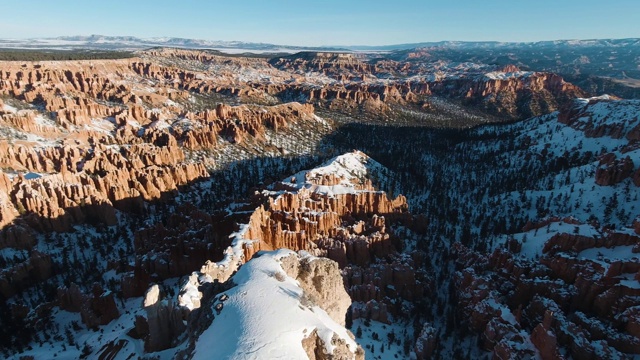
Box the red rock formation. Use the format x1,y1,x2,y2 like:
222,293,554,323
343,253,424,304
414,324,437,359
270,52,375,80
351,300,390,324
559,96,638,143
139,284,186,352
456,222,640,359
0,251,52,298
179,102,316,146
236,181,408,264
130,50,586,120
483,318,521,352
530,311,562,360
57,283,120,328
0,221,37,250
595,154,634,186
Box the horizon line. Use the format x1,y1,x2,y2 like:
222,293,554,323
3,34,639,49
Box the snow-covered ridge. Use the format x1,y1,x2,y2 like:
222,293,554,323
2,35,637,53
567,96,640,137
192,249,360,359
483,71,534,80
278,150,385,196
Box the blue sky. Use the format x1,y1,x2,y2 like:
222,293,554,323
1,0,638,46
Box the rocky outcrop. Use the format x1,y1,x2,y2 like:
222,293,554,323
57,283,120,329
230,154,409,267
0,251,52,298
180,101,316,145
458,71,585,118
132,50,586,120
5,149,207,232
175,250,363,359
280,253,352,326
350,300,390,324
414,324,437,360
343,253,425,304
0,221,37,250
559,97,640,153
138,284,186,352
302,328,365,360
595,154,634,186
270,52,375,81
0,59,334,245
123,203,246,296
530,311,562,360
0,105,211,232
151,153,409,357
542,229,640,256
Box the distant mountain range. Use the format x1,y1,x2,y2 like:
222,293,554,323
347,38,640,51
0,34,350,53
0,34,638,53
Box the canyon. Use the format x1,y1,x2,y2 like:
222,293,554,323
0,45,638,359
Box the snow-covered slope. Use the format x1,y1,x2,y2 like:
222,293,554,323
192,250,362,359
402,96,640,249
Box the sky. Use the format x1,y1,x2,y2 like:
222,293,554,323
1,0,638,46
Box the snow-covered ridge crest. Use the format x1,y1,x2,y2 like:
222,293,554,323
559,95,640,139
277,150,385,196
191,249,363,359
483,70,534,80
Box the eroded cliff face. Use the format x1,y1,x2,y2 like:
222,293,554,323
0,58,323,243
280,253,353,326
56,282,120,329
117,48,588,121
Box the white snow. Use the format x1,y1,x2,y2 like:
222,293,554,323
278,150,383,196
33,114,56,127
84,118,116,134
500,221,601,260
568,97,640,137
2,104,18,113
350,318,408,360
192,249,358,359
484,71,534,80
618,273,640,289
578,245,639,263
16,297,152,360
